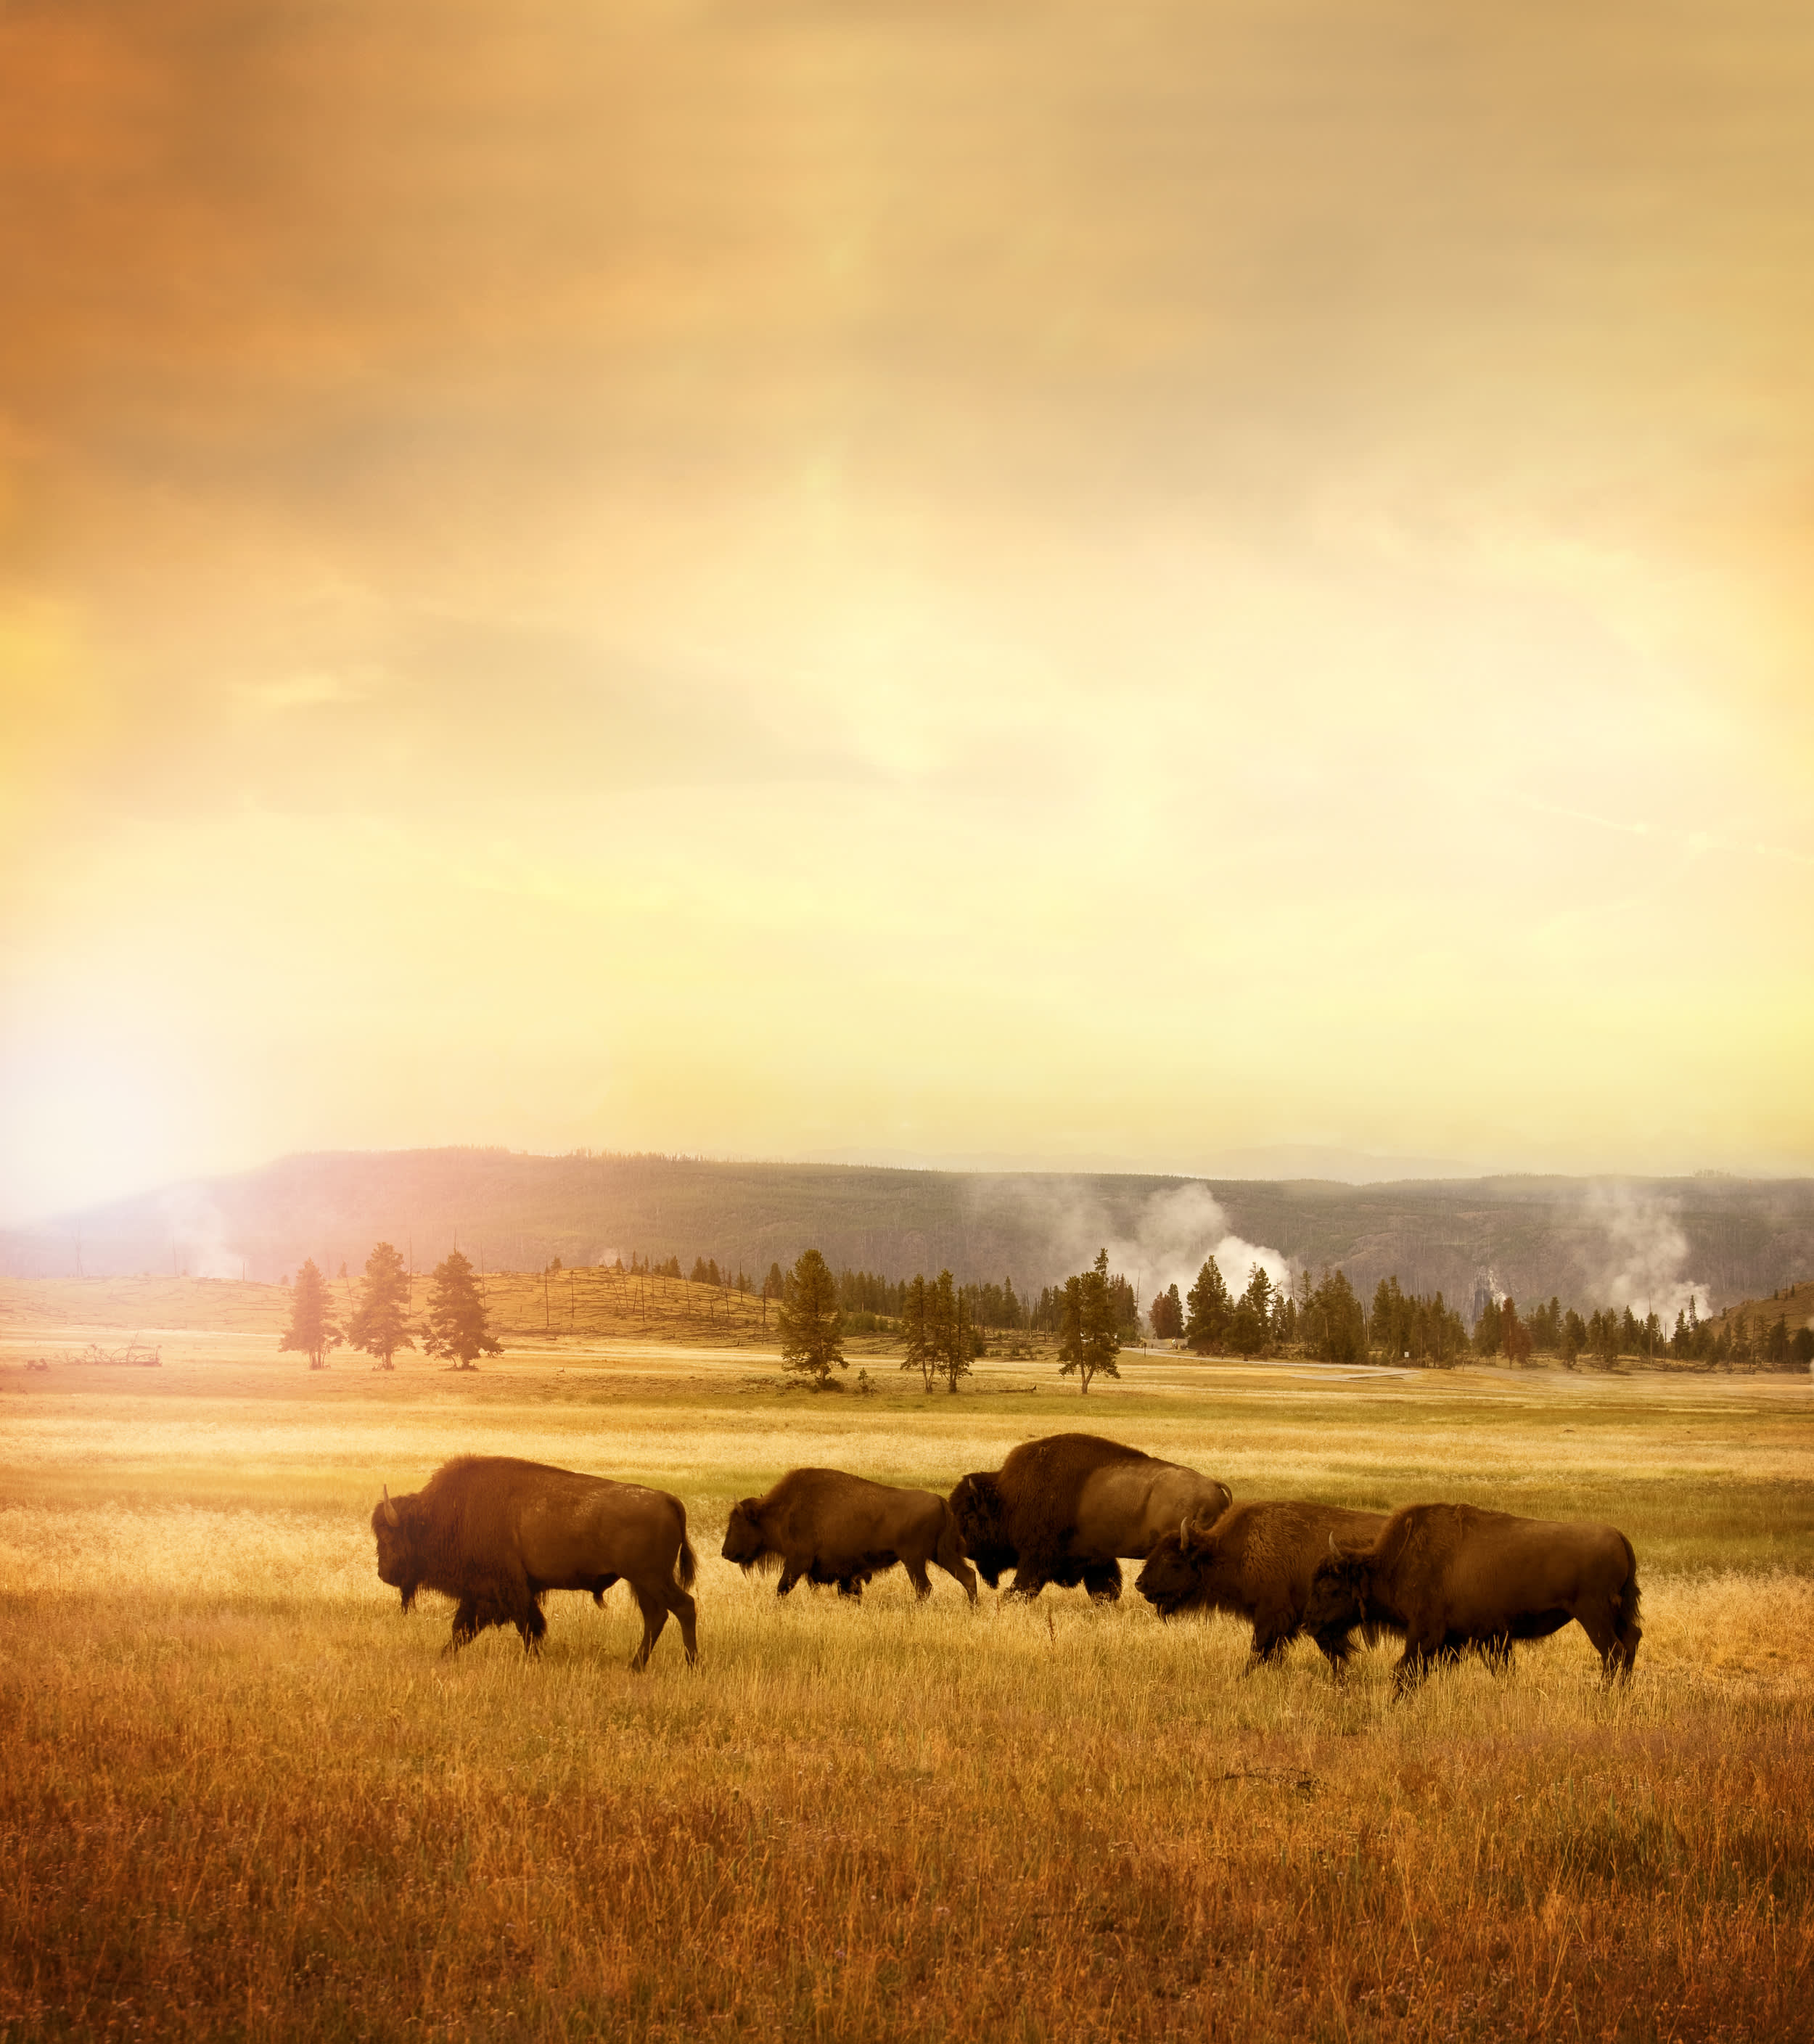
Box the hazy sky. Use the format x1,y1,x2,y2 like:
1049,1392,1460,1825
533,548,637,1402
4,0,1813,1222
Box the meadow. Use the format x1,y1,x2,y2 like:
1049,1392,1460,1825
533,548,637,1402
2,1292,1812,2041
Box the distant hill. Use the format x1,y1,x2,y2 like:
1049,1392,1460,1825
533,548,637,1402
1699,1278,1814,1340
0,1265,787,1353
4,1148,1813,1320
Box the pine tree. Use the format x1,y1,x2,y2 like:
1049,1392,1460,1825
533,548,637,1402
1149,1283,1184,1341
1501,1295,1532,1367
279,1258,340,1371
1474,1296,1503,1357
1185,1257,1232,1353
1303,1268,1367,1364
1059,1249,1122,1393
776,1247,845,1387
1228,1265,1275,1356
900,1273,934,1392
344,1241,415,1371
932,1271,973,1395
422,1249,501,1371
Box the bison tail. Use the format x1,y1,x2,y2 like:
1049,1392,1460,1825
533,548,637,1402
674,1506,699,1592
1615,1535,1642,1643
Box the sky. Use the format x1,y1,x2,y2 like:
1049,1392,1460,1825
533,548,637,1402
3,0,1813,1224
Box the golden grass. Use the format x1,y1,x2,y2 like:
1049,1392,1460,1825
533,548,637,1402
3,1337,1812,2040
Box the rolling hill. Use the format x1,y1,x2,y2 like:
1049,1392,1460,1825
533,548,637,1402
6,1149,1814,1321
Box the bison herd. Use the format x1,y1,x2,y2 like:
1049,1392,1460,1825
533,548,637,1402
371,1432,1641,1691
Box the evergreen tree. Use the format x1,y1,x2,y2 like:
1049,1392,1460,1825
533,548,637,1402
1474,1296,1503,1357
932,1271,973,1395
1226,1265,1274,1357
1059,1249,1122,1393
1372,1276,1400,1355
1184,1257,1232,1353
1595,1308,1621,1368
900,1273,934,1392
1501,1295,1532,1367
1302,1268,1367,1363
1149,1282,1184,1341
422,1249,501,1371
279,1258,340,1371
344,1241,415,1371
776,1247,845,1387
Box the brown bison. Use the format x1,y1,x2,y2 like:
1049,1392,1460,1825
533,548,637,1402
371,1454,699,1670
1136,1500,1394,1670
722,1468,977,1604
948,1434,1232,1601
1303,1502,1641,1690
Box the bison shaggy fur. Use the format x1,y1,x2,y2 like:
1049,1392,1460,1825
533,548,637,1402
1304,1501,1641,1691
372,1454,699,1669
948,1433,1232,1602
722,1468,977,1604
1136,1499,1394,1670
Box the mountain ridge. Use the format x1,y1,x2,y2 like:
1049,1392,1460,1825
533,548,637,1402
6,1147,1813,1321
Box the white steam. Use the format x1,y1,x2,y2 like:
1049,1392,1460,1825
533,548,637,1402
157,1186,240,1280
1588,1187,1709,1326
1009,1179,1291,1322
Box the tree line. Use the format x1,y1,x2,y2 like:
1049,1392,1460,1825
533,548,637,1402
774,1244,1133,1396
1153,1257,1814,1371
279,1244,501,1372
282,1238,1812,1380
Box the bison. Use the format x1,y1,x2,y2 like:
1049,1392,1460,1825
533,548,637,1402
722,1468,977,1604
1303,1502,1641,1690
372,1454,699,1669
948,1433,1232,1602
1136,1499,1393,1670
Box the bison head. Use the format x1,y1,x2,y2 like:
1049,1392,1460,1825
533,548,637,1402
370,1486,422,1612
1302,1535,1374,1636
721,1501,769,1571
947,1472,1014,1588
1135,1510,1223,1617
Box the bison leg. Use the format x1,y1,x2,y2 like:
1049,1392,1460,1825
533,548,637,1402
445,1593,514,1656
1313,1626,1358,1678
1475,1633,1515,1675
1577,1593,1643,1682
1003,1564,1053,1601
836,1575,865,1600
665,1580,699,1667
589,1572,621,1606
1245,1611,1301,1671
445,1595,485,1654
905,1557,934,1601
774,1561,802,1597
1392,1640,1436,1694
515,1596,549,1656
628,1585,670,1672
1083,1561,1122,1605
934,1525,979,1606
939,1555,979,1606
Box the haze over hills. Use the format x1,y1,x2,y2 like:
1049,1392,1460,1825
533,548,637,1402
5,1149,1813,1325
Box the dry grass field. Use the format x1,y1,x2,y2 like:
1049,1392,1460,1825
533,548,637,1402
2,1294,1812,2041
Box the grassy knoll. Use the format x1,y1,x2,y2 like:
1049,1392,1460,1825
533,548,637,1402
2,1334,1811,2040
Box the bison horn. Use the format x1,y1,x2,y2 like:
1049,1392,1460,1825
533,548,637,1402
1327,1532,1339,1557
382,1485,400,1528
